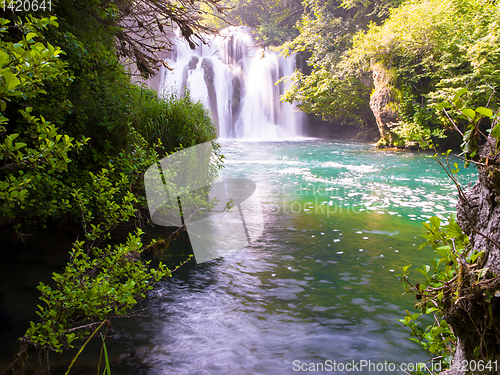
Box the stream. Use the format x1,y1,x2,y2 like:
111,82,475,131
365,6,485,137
106,139,477,374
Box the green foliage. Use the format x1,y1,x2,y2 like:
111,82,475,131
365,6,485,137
280,67,373,127
254,15,294,47
283,0,500,144
345,0,500,146
24,165,172,353
396,95,500,364
0,108,89,217
280,0,400,128
1,8,220,372
0,15,90,220
390,121,446,149
398,308,455,367
0,15,67,113
397,215,467,367
398,129,500,370
437,88,500,167
204,0,303,46
0,7,221,225
27,230,169,352
0,2,223,373
397,206,500,370
134,90,218,152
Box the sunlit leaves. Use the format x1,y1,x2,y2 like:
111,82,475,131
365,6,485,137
25,169,173,352
315,0,500,144
437,89,499,165
476,107,493,118
0,15,87,217
279,0,395,127
26,231,171,352
0,15,68,103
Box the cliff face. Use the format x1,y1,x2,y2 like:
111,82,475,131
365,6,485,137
442,139,500,375
457,140,500,274
369,61,399,146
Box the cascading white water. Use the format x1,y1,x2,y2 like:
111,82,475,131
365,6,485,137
159,26,304,140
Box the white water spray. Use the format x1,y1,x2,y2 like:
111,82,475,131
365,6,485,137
159,26,304,140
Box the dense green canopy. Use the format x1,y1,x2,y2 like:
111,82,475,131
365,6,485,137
281,0,500,146
204,0,304,46
278,0,401,129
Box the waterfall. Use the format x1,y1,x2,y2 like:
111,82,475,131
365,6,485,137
159,26,304,140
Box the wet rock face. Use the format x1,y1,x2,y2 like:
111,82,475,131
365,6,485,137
369,62,399,144
447,141,500,373
180,56,200,97
188,55,199,70
201,58,219,131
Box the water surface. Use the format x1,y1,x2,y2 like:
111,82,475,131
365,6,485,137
110,140,476,374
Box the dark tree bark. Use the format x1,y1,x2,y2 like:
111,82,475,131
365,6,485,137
442,137,500,374
93,0,229,78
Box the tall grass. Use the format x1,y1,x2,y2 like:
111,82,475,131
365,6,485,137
130,88,218,153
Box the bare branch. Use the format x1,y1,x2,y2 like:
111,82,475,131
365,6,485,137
112,0,229,77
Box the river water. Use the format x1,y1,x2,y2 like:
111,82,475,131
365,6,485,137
103,140,477,374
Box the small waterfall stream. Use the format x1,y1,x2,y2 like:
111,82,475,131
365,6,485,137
160,26,304,140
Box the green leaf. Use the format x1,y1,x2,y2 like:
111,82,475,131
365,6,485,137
2,70,21,91
447,221,463,238
26,32,37,41
460,108,476,120
463,128,473,142
429,342,440,353
469,251,484,263
476,107,493,118
491,123,500,139
436,101,451,111
429,216,441,229
453,88,467,103
417,268,428,277
0,50,8,67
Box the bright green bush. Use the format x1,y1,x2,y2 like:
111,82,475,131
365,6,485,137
283,0,500,145
279,0,399,128
0,6,220,224
346,0,500,146
1,10,220,373
0,15,89,221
